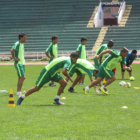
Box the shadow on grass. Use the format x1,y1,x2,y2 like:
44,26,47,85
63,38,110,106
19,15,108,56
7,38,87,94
24,104,71,107
116,79,129,80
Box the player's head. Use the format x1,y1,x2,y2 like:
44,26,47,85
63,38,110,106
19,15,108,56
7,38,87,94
52,35,58,44
108,40,114,48
132,49,137,57
19,33,26,42
70,52,79,64
81,37,87,45
120,47,129,58
93,69,99,77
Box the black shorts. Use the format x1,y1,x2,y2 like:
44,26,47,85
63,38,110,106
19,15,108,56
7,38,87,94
120,62,132,72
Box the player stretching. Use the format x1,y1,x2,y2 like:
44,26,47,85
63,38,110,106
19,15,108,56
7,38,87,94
17,53,79,105
121,49,137,80
45,36,58,87
11,33,27,95
94,40,114,69
76,37,87,85
68,59,99,93
84,48,131,95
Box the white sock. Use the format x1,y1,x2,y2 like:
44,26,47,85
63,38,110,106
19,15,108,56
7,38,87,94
55,95,60,99
17,91,21,94
101,85,105,88
86,86,89,91
21,95,25,99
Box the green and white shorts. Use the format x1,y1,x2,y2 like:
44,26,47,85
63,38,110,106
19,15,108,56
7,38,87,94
14,63,25,77
97,65,114,79
36,68,62,88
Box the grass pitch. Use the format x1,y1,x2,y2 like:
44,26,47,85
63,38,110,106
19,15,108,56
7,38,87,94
0,64,140,140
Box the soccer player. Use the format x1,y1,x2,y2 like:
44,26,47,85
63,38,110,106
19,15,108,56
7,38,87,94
45,36,58,86
84,48,131,95
94,40,114,69
121,49,137,80
17,53,79,105
11,33,27,95
67,59,99,93
76,37,87,85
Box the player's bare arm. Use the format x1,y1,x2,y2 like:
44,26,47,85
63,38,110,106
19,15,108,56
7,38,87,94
45,51,54,59
96,49,112,60
123,64,131,71
62,68,73,82
11,49,20,61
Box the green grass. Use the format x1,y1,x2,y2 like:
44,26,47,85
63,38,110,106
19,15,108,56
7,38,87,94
0,64,140,140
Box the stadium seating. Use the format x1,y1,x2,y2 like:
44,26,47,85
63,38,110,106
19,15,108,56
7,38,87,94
0,0,139,55
0,0,100,53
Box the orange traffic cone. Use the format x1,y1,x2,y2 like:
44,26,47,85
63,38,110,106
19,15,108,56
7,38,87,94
8,89,15,107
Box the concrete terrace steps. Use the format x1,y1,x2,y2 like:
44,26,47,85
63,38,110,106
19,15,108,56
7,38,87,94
103,0,140,51
0,0,101,53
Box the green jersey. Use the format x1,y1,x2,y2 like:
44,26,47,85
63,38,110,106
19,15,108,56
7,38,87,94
12,41,25,65
46,43,58,60
45,57,75,78
95,44,108,56
102,50,126,71
95,44,108,62
69,59,95,78
76,44,86,59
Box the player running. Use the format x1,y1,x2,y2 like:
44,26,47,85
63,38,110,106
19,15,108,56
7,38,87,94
68,59,99,93
94,40,114,69
17,53,79,105
76,37,87,85
121,49,137,80
84,48,131,95
11,33,27,95
45,36,58,87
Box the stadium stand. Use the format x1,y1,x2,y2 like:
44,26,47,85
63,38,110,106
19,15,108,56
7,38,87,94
103,0,140,51
0,0,100,54
0,0,139,59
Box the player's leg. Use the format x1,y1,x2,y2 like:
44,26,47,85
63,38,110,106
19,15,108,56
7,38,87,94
17,76,25,92
120,62,125,80
17,68,49,105
57,79,67,96
128,71,132,77
100,69,114,94
15,64,25,95
127,65,132,77
53,74,67,105
104,75,116,87
68,70,82,93
25,86,40,97
68,74,81,93
49,81,56,87
17,77,20,95
84,65,105,93
79,74,85,85
84,77,102,94
48,59,56,87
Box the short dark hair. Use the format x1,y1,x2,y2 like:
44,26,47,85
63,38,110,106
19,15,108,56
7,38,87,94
81,37,87,42
52,36,58,41
70,52,79,58
121,47,129,53
132,49,137,54
18,33,26,40
94,69,99,74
